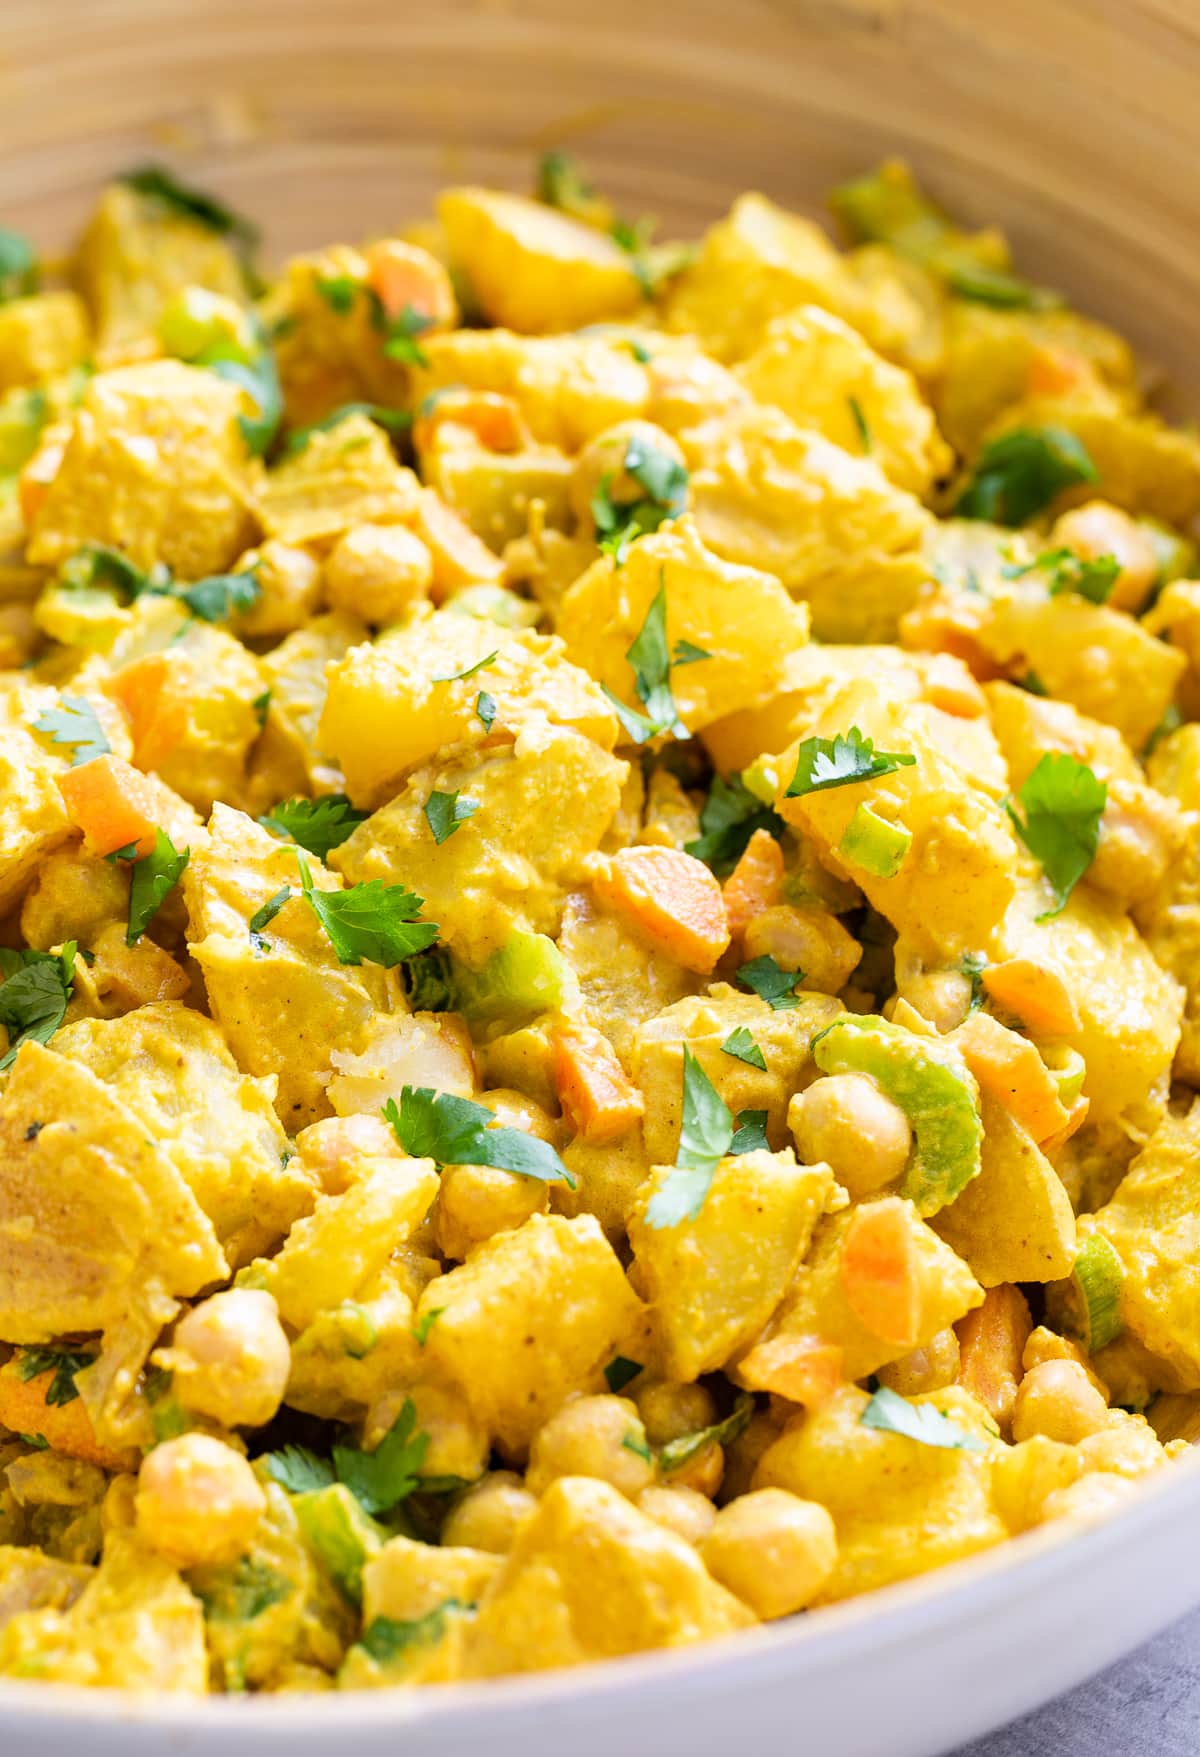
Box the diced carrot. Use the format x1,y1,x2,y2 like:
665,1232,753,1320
955,1284,1033,1436
552,1023,644,1144
105,653,190,772
410,487,504,595
954,1010,1070,1145
1040,1093,1090,1156
57,751,161,858
0,1363,137,1472
1026,344,1092,399
919,653,987,718
737,1334,844,1407
593,845,731,975
413,389,528,457
722,828,784,942
18,436,64,530
839,1200,921,1347
363,239,458,328
981,958,1081,1039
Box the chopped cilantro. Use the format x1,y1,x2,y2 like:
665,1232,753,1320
848,394,872,452
643,1047,734,1228
332,1398,430,1516
258,795,367,860
432,650,497,683
475,690,497,733
197,1557,293,1624
1005,751,1106,918
202,345,282,457
1003,545,1120,605
604,1355,644,1394
297,854,439,967
263,1444,336,1496
15,1346,93,1407
0,944,76,1070
659,1393,755,1475
786,726,915,797
671,639,711,666
621,1432,654,1464
32,696,111,766
592,438,687,564
122,164,259,257
17,1432,49,1451
58,538,149,599
283,401,411,457
358,1600,465,1665
247,885,291,953
176,567,260,623
383,1085,575,1187
0,227,38,302
313,274,360,314
601,576,688,744
379,302,435,367
737,954,802,1011
424,790,479,845
252,689,271,730
412,1308,443,1348
955,426,1097,525
126,829,190,946
721,1026,767,1070
959,950,988,1013
730,1108,770,1154
860,1385,987,1452
685,774,783,877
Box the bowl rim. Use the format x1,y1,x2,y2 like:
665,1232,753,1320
2,1442,1197,1731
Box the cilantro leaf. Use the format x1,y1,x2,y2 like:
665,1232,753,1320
358,1600,466,1665
848,394,872,452
258,795,368,860
671,639,711,666
203,348,282,457
859,1385,987,1452
602,577,688,745
959,950,988,1013
122,164,259,257
15,1346,93,1407
941,257,1059,311
126,829,190,946
659,1393,754,1475
0,227,38,302
247,884,291,953
592,438,687,564
296,855,438,967
955,425,1098,525
685,774,783,877
0,944,76,1069
383,1086,575,1187
313,274,360,314
252,689,271,729
737,954,803,1011
721,1026,767,1070
475,690,497,733
331,1398,430,1517
786,725,916,797
432,650,497,683
315,274,435,366
1004,545,1120,605
284,401,411,457
730,1108,770,1154
604,1355,644,1394
263,1445,335,1496
1005,751,1106,917
380,302,435,367
32,696,111,766
175,568,260,623
424,790,479,845
643,1047,734,1228
412,1308,444,1347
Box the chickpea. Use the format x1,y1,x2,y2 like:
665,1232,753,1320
634,1380,716,1447
568,420,687,532
663,1440,725,1500
526,1395,656,1500
898,967,973,1033
158,1290,290,1430
636,1484,716,1547
1051,500,1159,614
788,1073,911,1198
645,350,749,434
701,1489,837,1618
135,1434,264,1568
1011,1360,1110,1446
742,905,861,996
441,1470,537,1553
1075,1415,1165,1480
233,540,323,638
1089,778,1184,907
323,522,434,623
436,1160,548,1261
1040,1471,1136,1526
877,1327,961,1398
295,1113,398,1194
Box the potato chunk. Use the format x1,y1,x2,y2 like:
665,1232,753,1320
932,1095,1076,1288
418,1214,644,1455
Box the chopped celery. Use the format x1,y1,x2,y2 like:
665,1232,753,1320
1051,1233,1124,1352
293,1483,385,1605
443,584,540,629
0,384,47,477
1041,1042,1087,1107
452,931,579,1030
158,286,256,364
813,1014,982,1216
838,803,912,878
740,755,782,808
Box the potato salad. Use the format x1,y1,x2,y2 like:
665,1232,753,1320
0,154,1196,1695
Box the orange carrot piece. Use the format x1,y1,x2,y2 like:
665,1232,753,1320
363,239,458,327
981,958,1081,1039
411,487,504,595
1040,1093,1090,1156
722,828,784,942
955,1011,1070,1145
57,752,161,858
18,437,64,530
955,1284,1033,1436
737,1334,844,1407
1026,345,1092,399
105,653,192,773
413,389,527,457
552,1023,644,1144
593,845,731,974
0,1365,137,1472
840,1200,921,1347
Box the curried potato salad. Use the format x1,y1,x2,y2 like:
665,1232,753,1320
0,154,1197,1695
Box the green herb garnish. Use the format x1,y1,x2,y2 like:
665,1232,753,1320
643,1047,734,1228
383,1086,575,1187
786,726,915,797
859,1384,987,1452
1005,751,1106,918
125,829,189,946
955,426,1097,525
737,954,802,1011
423,790,479,845
32,697,111,766
296,855,438,967
258,795,367,860
0,944,76,1070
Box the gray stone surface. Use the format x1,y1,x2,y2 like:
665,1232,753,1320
955,1609,1200,1756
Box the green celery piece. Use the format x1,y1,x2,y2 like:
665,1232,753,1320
837,803,912,878
450,931,579,1029
812,1014,981,1216
292,1483,385,1605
